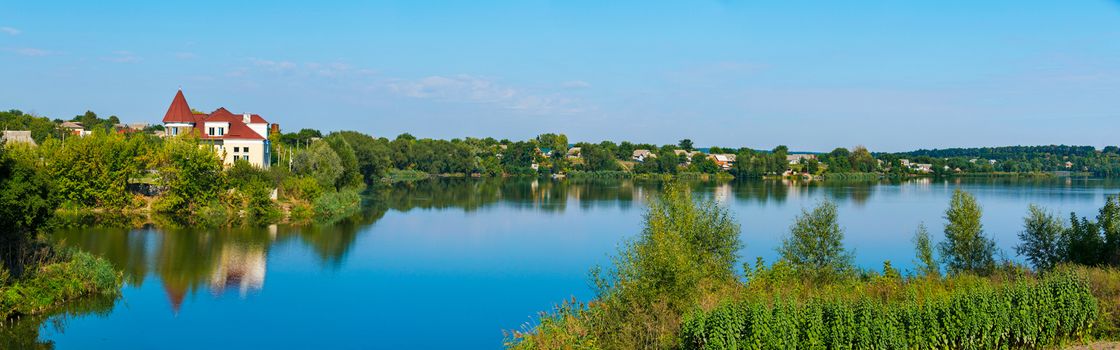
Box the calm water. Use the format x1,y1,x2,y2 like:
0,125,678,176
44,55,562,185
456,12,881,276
8,177,1120,349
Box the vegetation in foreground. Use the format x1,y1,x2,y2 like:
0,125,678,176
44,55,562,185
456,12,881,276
0,250,122,320
1,143,123,323
506,184,1120,349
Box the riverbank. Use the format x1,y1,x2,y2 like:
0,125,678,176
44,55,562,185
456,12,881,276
1,249,122,321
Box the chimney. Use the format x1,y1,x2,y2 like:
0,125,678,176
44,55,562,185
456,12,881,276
243,113,251,123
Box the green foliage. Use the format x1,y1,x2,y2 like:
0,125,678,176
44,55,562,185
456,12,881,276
912,223,940,278
1016,204,1066,271
0,143,57,256
154,136,225,215
312,188,361,219
0,250,122,319
324,133,364,190
778,199,854,282
333,130,392,185
679,272,1098,350
39,132,151,209
939,190,997,276
530,182,741,348
293,140,344,191
0,109,62,143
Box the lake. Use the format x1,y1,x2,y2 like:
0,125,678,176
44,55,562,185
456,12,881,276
7,177,1120,349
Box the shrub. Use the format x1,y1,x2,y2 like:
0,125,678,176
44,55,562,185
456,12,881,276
778,199,854,282
940,189,997,276
0,250,122,319
313,189,361,219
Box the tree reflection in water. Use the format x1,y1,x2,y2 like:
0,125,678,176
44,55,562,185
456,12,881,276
12,177,1111,344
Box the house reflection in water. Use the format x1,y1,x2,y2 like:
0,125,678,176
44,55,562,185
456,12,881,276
209,243,267,297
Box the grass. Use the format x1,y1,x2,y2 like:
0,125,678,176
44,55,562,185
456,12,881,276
1,250,122,320
384,169,431,182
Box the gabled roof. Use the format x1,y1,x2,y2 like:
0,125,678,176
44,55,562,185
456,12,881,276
162,90,269,140
162,90,196,123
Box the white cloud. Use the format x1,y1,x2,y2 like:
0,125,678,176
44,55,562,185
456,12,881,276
386,75,584,114
0,27,20,36
561,80,592,89
5,47,50,56
103,50,141,63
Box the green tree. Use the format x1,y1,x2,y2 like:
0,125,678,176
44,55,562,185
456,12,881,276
912,222,939,278
1062,213,1103,266
335,131,392,184
678,139,694,152
0,142,58,274
324,133,363,189
292,141,344,191
1100,195,1120,265
1015,204,1065,271
591,182,740,347
778,199,853,281
938,190,997,276
155,136,225,215
690,153,719,173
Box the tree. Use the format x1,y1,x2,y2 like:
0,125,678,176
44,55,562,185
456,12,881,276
678,139,694,152
0,142,57,274
778,199,853,281
155,136,225,214
825,147,852,173
580,143,619,171
335,131,391,184
690,153,719,173
912,223,939,278
1100,195,1120,265
292,141,344,191
324,133,363,190
849,145,876,172
1063,213,1103,266
1016,204,1065,271
938,190,997,276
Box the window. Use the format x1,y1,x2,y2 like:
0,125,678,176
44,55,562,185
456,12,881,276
234,147,240,153
244,147,250,153
219,127,225,136
171,127,178,135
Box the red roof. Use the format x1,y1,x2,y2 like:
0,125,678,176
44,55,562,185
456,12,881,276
161,91,270,140
162,90,196,123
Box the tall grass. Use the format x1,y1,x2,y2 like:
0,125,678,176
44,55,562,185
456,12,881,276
1,250,122,320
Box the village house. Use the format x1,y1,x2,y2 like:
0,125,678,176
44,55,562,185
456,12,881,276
913,163,933,173
566,147,581,159
786,153,817,165
673,149,701,164
709,154,736,170
59,121,91,137
632,149,656,162
1,130,36,146
161,89,272,168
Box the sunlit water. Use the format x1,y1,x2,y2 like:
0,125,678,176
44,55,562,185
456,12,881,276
8,177,1120,349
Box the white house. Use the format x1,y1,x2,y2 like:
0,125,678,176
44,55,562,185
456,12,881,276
161,89,272,168
786,154,817,165
632,149,656,162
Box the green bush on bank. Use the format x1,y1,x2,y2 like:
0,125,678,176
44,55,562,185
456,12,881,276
0,250,122,320
680,272,1097,349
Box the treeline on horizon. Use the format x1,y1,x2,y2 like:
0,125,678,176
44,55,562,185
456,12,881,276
5,108,1120,180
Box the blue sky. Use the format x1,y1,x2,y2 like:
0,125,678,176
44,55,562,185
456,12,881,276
2,0,1118,151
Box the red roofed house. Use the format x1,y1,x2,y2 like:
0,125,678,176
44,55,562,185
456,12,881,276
161,89,272,168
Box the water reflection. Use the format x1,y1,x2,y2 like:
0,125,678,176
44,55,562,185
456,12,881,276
9,177,1119,348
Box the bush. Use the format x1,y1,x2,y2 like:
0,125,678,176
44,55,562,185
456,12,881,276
680,272,1097,350
313,189,361,219
0,250,122,319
